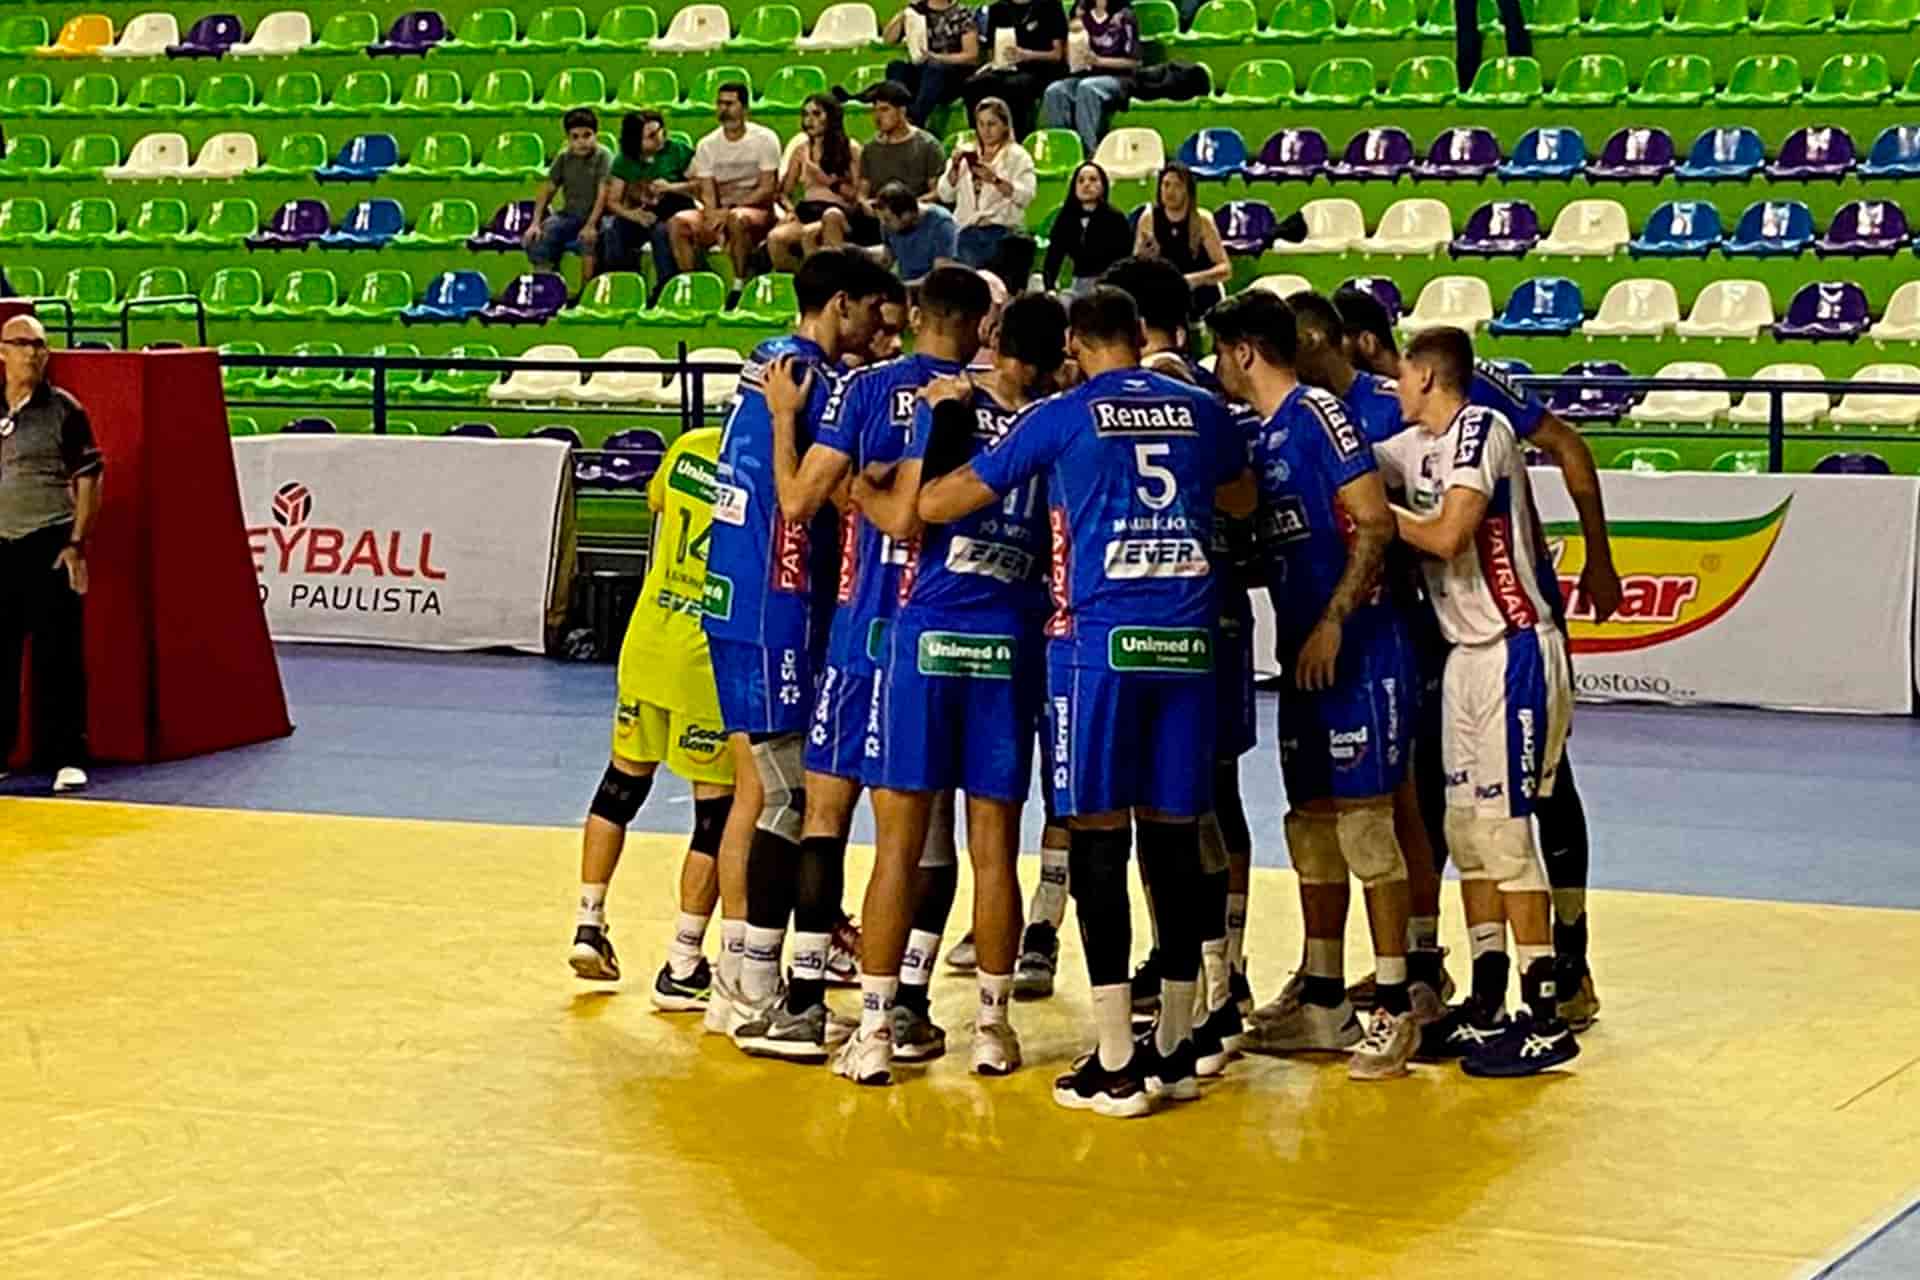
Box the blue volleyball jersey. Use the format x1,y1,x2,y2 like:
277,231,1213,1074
1344,370,1404,445
814,352,970,674
703,335,840,652
1469,359,1546,438
970,367,1247,668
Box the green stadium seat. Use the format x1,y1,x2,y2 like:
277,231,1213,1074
556,271,647,325
1841,0,1918,31
125,266,192,316
221,342,268,390
1263,0,1336,40
50,72,117,116
179,198,259,248
4,267,46,299
1753,0,1834,31
0,134,53,178
440,8,517,53
391,133,473,180
735,4,804,49
1588,0,1661,33
543,67,608,109
256,132,328,176
1805,52,1892,105
1613,446,1682,472
721,272,798,327
1297,56,1374,105
187,72,256,115
1721,54,1802,106
228,414,263,435
473,68,536,115
1134,0,1181,39
121,72,188,115
685,67,754,107
1897,59,1920,101
588,6,661,48
1669,0,1747,31
340,343,426,396
4,74,54,116
523,6,590,51
1545,53,1629,107
201,266,265,318
1220,58,1297,105
760,64,828,109
54,267,119,320
1027,128,1085,178
1632,54,1715,107
841,64,890,100
257,269,341,321
1419,0,1485,36
46,197,117,247
1338,0,1416,36
52,133,121,180
394,68,463,115
1179,0,1260,44
475,131,546,179
0,16,52,55
614,67,680,110
271,341,350,396
339,270,415,322
323,69,393,114
638,272,727,326
1460,56,1542,106
391,197,480,248
1379,54,1456,105
1711,449,1768,473
1524,0,1581,34
111,196,189,245
256,71,324,118
405,342,501,401
313,11,381,54
944,128,978,154
0,198,49,246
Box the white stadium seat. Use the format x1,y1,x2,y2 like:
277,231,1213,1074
103,132,190,180
1359,198,1452,256
98,11,178,57
796,3,879,49
1728,363,1830,425
1584,279,1681,338
1629,360,1731,424
564,346,668,404
651,4,731,51
229,11,313,56
1675,279,1774,340
187,131,260,179
1831,363,1920,427
1535,199,1630,258
1868,281,1920,343
1246,274,1312,298
643,347,743,408
1268,198,1365,255
1400,275,1495,334
488,344,583,403
1092,128,1166,181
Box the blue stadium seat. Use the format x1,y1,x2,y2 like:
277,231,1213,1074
1497,127,1585,181
1488,277,1584,335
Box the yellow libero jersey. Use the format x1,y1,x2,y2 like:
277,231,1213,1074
619,428,724,718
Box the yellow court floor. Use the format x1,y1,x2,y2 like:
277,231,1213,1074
4,798,1919,1279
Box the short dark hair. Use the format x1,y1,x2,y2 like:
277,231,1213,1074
563,108,599,134
998,292,1068,375
795,247,893,315
877,180,919,219
1098,256,1189,338
1333,285,1398,357
1069,285,1142,349
1285,290,1344,344
715,81,750,105
1405,327,1474,393
1206,289,1297,367
876,273,908,307
868,79,912,108
919,265,995,328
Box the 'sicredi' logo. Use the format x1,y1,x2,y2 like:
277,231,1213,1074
1547,498,1790,654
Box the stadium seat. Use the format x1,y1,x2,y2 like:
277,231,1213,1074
1630,201,1723,257
320,198,406,250
50,267,119,319
470,199,537,249
1729,362,1830,424
1675,280,1774,338
557,271,648,325
1178,128,1246,180
1586,278,1681,336
198,266,265,317
1488,277,1583,335
544,67,609,111
1670,0,1747,32
440,8,516,53
1132,0,1180,39
1460,56,1542,108
644,346,742,408
48,72,116,116
637,272,728,325
1807,53,1892,106
123,70,189,114
0,134,53,179
719,274,797,328
104,132,189,180
1632,55,1715,109
1863,125,1920,178
1219,59,1298,106
112,196,189,246
1270,198,1366,253
1451,200,1540,257
735,4,804,50
186,72,257,115
38,14,114,58
455,70,527,119
254,133,327,180
1721,55,1802,107
1401,275,1494,332
1243,128,1327,181
256,268,340,320
0,17,52,57
1524,0,1581,33
1872,282,1920,340
281,418,339,434
475,136,546,183
1178,0,1259,44
1815,451,1895,473
368,10,448,56
267,340,351,396
1217,201,1279,254
1776,281,1871,340
223,339,267,389
390,197,480,250
1023,129,1084,181
1093,129,1167,181
99,12,179,57
444,422,502,438
1767,125,1857,181
1628,361,1731,423
1247,273,1313,296
229,10,312,56
1545,54,1629,108
256,70,324,118
1534,199,1630,257
652,4,731,51
0,198,49,246
1327,126,1414,181
1817,200,1910,256
524,5,589,51
797,3,878,50
1711,450,1769,473
488,344,583,401
1588,0,1662,34
1378,55,1456,107
1,73,54,116
1546,359,1636,422
324,69,393,114
480,273,570,325
46,197,117,248
52,133,122,180
565,345,667,403
1754,0,1835,31
1724,200,1815,257
760,66,829,110
1613,447,1684,472
1263,0,1336,40
393,68,463,114
178,197,259,248
1498,127,1585,181
1361,197,1452,254
1297,57,1375,107
1588,127,1674,182
401,275,491,330
391,133,473,181
614,67,681,111
1677,126,1765,182
1338,0,1418,37
186,132,259,179
1415,127,1500,180
1832,363,1920,424
334,342,426,396
1843,0,1919,29
531,424,584,446
315,133,399,182
248,198,331,249
684,67,754,108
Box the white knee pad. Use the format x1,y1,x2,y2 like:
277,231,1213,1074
1335,805,1406,887
1284,810,1345,886
918,789,958,869
1445,808,1492,881
749,734,807,843
1198,812,1230,876
1446,811,1547,892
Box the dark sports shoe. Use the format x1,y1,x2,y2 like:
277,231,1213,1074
1012,922,1058,999
1462,1012,1580,1078
569,925,620,982
1230,967,1255,1020
650,957,711,1012
1350,948,1455,1010
1053,1050,1153,1118
1134,1033,1200,1102
1557,959,1600,1031
1417,1001,1511,1061
1130,950,1163,1014
1193,1001,1244,1076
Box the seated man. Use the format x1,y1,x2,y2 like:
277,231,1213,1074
873,181,958,285
668,82,783,306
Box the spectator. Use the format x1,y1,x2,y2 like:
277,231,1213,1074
1133,161,1230,320
600,111,698,295
523,108,612,277
858,82,948,211
965,0,1069,136
879,0,981,127
937,98,1037,279
1043,0,1140,159
875,180,958,284
1041,162,1131,295
767,94,864,271
668,83,784,306
1,315,101,795
1456,0,1531,92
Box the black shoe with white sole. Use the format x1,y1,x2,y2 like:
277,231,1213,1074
569,926,620,982
650,957,711,1011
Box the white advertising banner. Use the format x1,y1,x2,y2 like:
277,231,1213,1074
232,436,569,652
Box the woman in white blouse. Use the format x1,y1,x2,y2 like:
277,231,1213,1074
937,97,1037,272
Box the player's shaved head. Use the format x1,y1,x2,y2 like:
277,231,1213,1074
1285,291,1343,344
918,266,995,331
1405,326,1473,394
1068,286,1143,352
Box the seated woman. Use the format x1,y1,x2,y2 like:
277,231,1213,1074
766,94,864,272
936,97,1038,284
1042,162,1132,295
964,0,1069,136
1133,161,1231,320
1042,0,1140,159
880,0,981,126
599,111,699,292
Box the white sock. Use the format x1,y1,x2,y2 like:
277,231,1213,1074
860,972,897,1036
1201,938,1230,1014
741,926,785,1003
1409,914,1440,953
1305,937,1343,981
1031,847,1070,929
667,910,709,979
577,882,608,929
1516,942,1553,975
1552,888,1587,929
1225,892,1249,972
1092,983,1133,1071
790,930,830,992
719,919,746,990
1468,920,1506,960
1157,979,1197,1055
978,972,1012,1027
1376,955,1408,987
901,928,941,994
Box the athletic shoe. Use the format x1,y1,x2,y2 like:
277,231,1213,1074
650,957,710,1012
831,1025,894,1086
1558,968,1601,1032
704,970,743,1035
1248,970,1306,1026
945,930,978,974
1012,922,1058,999
971,1022,1022,1076
826,917,861,987
1408,980,1448,1026
568,926,620,982
1135,1035,1200,1102
1053,1051,1153,1118
735,1001,841,1062
890,1003,947,1063
1241,997,1363,1055
1350,948,1456,1010
52,766,88,794
1462,1012,1580,1078
1130,951,1163,1014
1192,1002,1244,1075
1230,967,1255,1020
1416,1002,1511,1061
1348,1007,1418,1081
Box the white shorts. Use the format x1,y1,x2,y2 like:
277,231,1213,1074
1442,625,1572,820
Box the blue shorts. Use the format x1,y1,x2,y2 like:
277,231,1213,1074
875,614,1043,801
1277,620,1413,805
710,637,814,738
1045,641,1218,819
1215,608,1257,762
805,662,879,782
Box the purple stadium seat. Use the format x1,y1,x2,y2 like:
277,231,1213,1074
1177,128,1248,181
1326,127,1414,182
1415,128,1502,181
1546,360,1637,422
1766,126,1857,182
246,198,331,250
1774,281,1871,341
1587,127,1675,183
1243,129,1328,182
1450,200,1541,257
368,10,448,55
167,14,244,57
401,270,491,323
604,427,669,455
281,417,338,434
446,422,500,438
479,273,569,325
1814,451,1892,474
470,201,537,252
533,425,583,447
1216,201,1278,255
1815,200,1911,256
1339,275,1405,321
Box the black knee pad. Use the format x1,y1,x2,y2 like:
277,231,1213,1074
690,794,731,856
589,765,653,827
1211,759,1252,857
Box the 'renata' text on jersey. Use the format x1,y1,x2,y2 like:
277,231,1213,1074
816,352,970,675
1375,404,1559,647
969,367,1245,664
703,335,838,651
903,388,1049,621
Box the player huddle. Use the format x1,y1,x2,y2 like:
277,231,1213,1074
570,245,1624,1118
